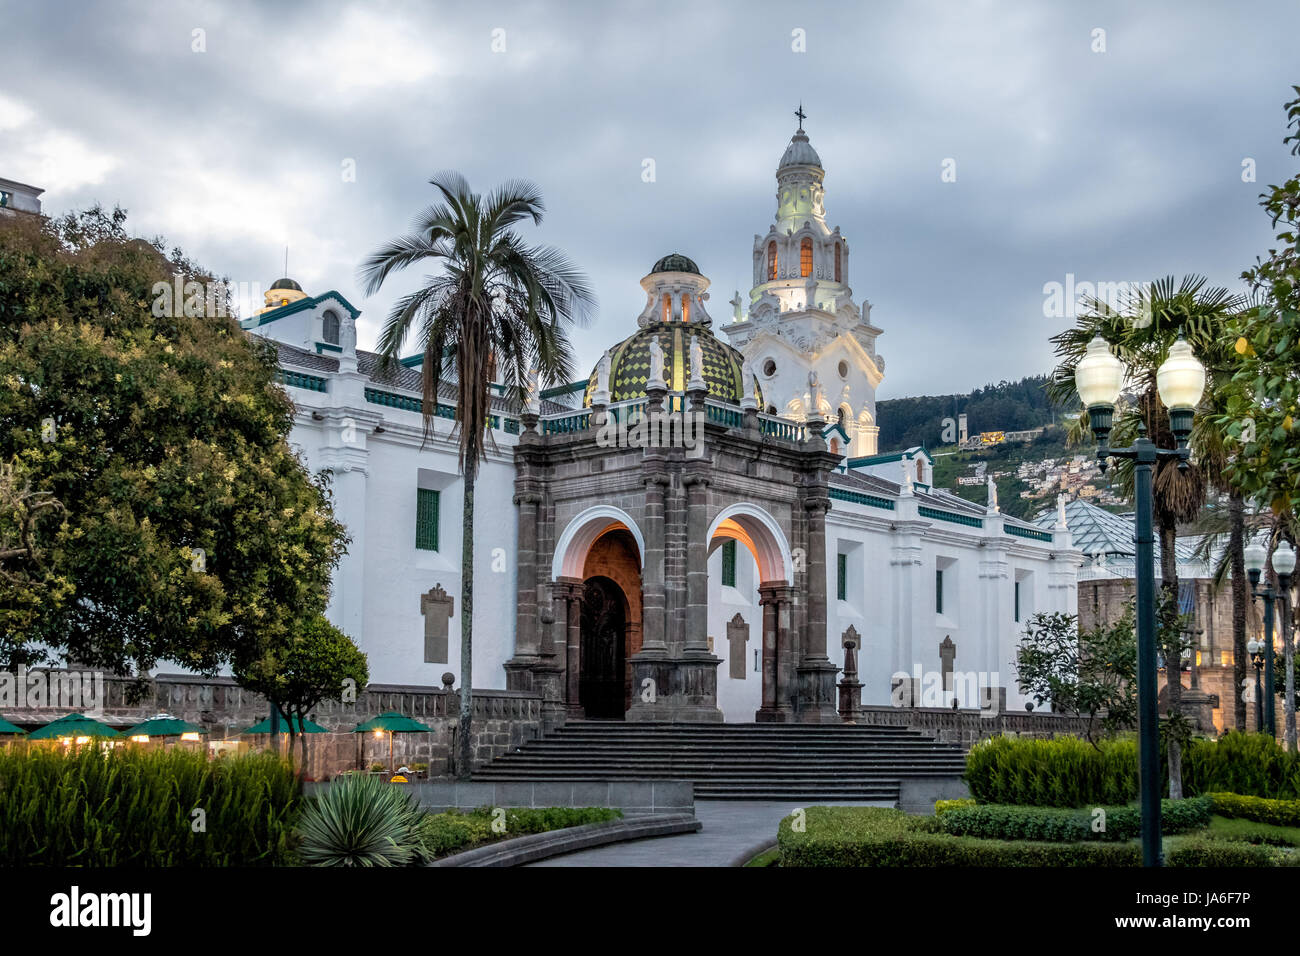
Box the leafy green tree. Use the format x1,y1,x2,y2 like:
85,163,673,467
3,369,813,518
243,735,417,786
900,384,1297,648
1218,87,1300,749
359,173,593,777
0,457,71,661
0,206,348,675
236,614,369,772
1015,610,1137,743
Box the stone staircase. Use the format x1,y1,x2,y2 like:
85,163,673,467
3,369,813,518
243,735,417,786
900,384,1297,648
473,721,967,801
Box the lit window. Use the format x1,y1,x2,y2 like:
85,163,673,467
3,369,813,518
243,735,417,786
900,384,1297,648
662,294,670,323
767,242,777,280
800,237,812,277
682,296,690,324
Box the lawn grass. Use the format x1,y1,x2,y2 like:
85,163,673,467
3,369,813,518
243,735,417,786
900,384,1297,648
1205,815,1300,847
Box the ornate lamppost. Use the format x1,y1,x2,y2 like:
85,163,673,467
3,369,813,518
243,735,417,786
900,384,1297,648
1074,335,1205,868
1244,539,1295,739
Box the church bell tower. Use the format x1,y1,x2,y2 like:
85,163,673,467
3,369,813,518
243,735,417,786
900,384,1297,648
721,108,885,457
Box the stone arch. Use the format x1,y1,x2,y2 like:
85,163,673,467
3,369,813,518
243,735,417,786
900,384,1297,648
707,503,793,585
553,505,645,580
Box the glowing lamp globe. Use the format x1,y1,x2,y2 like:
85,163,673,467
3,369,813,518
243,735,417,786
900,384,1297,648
1248,638,1261,655
1275,540,1297,578
1075,337,1124,409
1244,541,1267,575
1156,337,1205,433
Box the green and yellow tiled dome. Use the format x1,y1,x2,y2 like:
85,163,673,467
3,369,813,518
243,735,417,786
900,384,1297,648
583,323,760,407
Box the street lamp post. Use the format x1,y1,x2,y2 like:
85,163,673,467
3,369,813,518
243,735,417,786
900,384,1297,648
1248,638,1265,732
1244,539,1295,739
1075,335,1205,868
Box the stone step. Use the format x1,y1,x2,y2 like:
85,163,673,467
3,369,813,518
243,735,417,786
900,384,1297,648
473,720,966,802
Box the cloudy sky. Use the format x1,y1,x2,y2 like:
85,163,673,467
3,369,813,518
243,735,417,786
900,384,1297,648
2,0,1297,398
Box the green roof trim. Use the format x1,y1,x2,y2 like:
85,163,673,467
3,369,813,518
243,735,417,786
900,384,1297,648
541,381,587,399
846,447,930,468
240,290,360,330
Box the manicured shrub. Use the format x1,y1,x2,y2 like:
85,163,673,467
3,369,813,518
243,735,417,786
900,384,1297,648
964,735,1138,807
1183,734,1300,800
419,809,494,856
1207,792,1300,828
777,806,1140,867
934,799,975,816
965,732,1300,807
0,747,300,866
937,798,1211,843
297,772,427,867
1165,836,1284,867
418,806,623,858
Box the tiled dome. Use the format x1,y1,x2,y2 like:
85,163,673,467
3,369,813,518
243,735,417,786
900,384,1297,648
650,252,701,275
584,323,761,407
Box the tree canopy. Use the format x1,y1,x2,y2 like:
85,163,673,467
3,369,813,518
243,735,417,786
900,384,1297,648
0,206,348,675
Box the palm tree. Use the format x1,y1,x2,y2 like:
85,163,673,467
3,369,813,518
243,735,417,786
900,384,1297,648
1050,275,1243,794
359,173,594,778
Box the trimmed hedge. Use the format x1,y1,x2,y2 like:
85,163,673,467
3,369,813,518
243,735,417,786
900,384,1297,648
777,806,1141,867
419,806,622,858
777,805,1298,867
1207,792,1300,828
1165,836,1288,867
937,797,1211,843
1182,733,1300,799
0,747,300,866
965,732,1300,807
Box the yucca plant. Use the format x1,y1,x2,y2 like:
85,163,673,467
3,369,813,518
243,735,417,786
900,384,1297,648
296,772,427,867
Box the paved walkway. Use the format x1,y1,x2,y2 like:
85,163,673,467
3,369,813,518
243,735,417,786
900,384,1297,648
526,799,888,867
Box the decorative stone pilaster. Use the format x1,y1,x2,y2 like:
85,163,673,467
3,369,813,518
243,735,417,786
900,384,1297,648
796,491,838,722
505,490,542,692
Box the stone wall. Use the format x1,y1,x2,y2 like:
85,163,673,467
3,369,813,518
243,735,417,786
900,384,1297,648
4,672,543,779
1080,576,1269,733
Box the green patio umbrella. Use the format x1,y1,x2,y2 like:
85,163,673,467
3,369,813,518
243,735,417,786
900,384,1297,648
352,711,432,774
27,713,121,741
0,716,26,736
125,713,204,739
240,715,330,735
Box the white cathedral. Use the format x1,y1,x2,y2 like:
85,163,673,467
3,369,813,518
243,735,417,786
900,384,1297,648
243,119,1082,723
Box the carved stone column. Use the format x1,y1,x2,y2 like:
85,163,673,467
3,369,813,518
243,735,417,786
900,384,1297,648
796,494,838,722
505,491,541,691
757,582,797,721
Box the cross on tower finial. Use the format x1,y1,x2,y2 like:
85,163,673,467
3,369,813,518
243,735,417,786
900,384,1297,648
795,103,807,132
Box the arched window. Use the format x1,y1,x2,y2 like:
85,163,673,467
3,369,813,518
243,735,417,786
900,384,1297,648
662,294,671,323
682,295,690,324
767,242,777,280
834,243,842,283
800,237,813,278
322,310,340,345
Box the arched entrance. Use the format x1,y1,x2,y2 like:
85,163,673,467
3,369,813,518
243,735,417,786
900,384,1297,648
706,504,798,722
580,576,627,718
550,506,645,720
